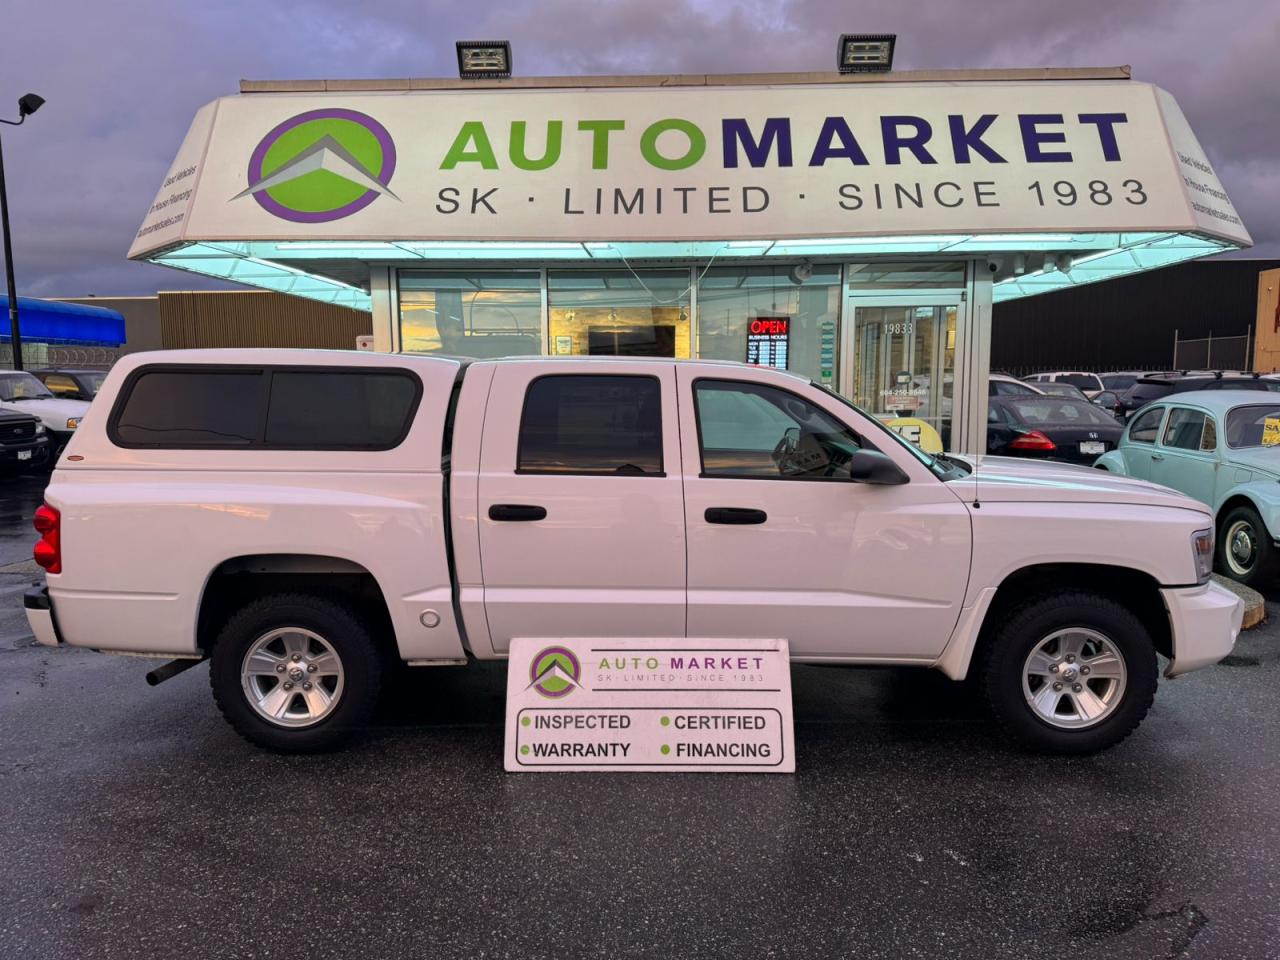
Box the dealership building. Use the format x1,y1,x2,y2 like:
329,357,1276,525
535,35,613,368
128,64,1248,452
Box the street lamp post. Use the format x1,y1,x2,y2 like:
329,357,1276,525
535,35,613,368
0,93,45,371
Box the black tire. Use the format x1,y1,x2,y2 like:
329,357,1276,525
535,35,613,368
980,591,1157,755
1216,504,1278,588
209,593,383,753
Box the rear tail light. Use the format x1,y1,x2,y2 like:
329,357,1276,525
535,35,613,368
33,504,61,574
1009,429,1057,451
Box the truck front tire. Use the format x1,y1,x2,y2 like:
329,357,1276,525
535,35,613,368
980,591,1157,755
209,593,383,753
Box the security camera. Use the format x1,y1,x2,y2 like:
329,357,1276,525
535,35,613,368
788,260,814,285
985,257,1002,274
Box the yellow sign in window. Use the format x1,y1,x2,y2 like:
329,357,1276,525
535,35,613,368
1262,418,1280,446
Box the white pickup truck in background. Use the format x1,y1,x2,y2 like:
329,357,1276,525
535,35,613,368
25,349,1242,754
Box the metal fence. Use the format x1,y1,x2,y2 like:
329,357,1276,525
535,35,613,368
1171,332,1252,373
0,343,120,370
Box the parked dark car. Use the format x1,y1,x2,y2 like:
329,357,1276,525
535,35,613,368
988,395,1124,464
0,408,50,475
1092,390,1123,418
32,368,107,401
1116,372,1280,420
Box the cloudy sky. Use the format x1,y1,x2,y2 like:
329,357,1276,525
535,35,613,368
1,0,1276,297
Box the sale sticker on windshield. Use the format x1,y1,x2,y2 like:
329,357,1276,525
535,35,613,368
1263,418,1280,446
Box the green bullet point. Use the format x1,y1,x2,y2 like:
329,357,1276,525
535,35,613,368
660,716,670,727
660,744,670,755
521,716,531,727
520,745,530,755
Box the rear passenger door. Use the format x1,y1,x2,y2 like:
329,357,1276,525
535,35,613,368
476,363,686,651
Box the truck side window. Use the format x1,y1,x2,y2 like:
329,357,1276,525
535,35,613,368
265,371,420,449
112,370,267,447
694,379,866,480
110,366,421,450
517,375,663,476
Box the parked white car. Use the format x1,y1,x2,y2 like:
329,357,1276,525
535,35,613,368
1024,371,1105,398
26,350,1241,755
0,370,90,462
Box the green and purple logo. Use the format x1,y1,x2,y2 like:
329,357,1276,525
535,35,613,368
233,108,398,222
528,645,583,699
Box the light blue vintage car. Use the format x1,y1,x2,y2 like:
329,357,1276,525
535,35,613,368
1095,390,1280,587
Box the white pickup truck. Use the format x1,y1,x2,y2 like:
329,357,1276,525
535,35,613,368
25,349,1242,755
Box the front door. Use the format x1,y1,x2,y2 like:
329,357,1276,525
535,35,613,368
476,362,687,651
1150,405,1219,505
842,299,958,451
676,365,972,661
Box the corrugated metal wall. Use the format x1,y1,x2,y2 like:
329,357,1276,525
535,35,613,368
991,259,1280,375
158,291,371,350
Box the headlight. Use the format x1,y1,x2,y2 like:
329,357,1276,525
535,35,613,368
1191,528,1214,584
66,417,81,430
34,423,45,435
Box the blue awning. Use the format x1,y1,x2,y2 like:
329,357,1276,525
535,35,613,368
0,296,126,346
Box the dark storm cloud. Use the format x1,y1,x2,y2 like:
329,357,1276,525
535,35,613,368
1,0,1275,296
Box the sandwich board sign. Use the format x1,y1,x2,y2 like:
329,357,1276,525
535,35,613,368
505,637,795,773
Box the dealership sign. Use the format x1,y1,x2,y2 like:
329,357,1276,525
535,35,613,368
130,81,1248,257
504,637,795,773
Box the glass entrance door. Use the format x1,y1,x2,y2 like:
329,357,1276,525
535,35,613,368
842,300,958,452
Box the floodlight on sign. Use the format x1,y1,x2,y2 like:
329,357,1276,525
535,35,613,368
838,34,896,74
456,41,512,79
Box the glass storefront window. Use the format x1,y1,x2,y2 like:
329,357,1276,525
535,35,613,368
399,270,542,357
846,261,967,291
548,269,691,357
696,265,841,385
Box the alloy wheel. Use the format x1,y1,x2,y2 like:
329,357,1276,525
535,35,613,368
1021,628,1128,730
240,627,345,728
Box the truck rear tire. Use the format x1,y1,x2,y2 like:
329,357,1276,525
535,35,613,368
980,591,1157,755
209,593,383,753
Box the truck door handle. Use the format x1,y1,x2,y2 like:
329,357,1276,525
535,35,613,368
705,507,767,525
1151,453,1164,461
488,504,547,522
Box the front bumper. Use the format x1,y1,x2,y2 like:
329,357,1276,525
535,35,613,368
24,586,62,648
0,435,49,465
1162,580,1243,677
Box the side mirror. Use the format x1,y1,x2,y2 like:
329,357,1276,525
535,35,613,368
848,449,910,485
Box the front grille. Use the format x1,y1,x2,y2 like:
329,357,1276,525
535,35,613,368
0,420,37,443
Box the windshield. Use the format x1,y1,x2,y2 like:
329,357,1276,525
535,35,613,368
1059,374,1102,390
1038,383,1087,399
1005,398,1119,426
811,380,970,480
77,371,107,395
1225,405,1280,448
0,372,54,401
1102,374,1138,390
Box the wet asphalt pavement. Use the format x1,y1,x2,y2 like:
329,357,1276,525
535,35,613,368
2,473,1280,959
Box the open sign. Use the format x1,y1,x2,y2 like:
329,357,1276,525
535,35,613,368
745,315,790,370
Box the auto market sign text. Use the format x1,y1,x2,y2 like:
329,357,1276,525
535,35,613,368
505,637,795,772
129,82,1249,254
435,109,1141,219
